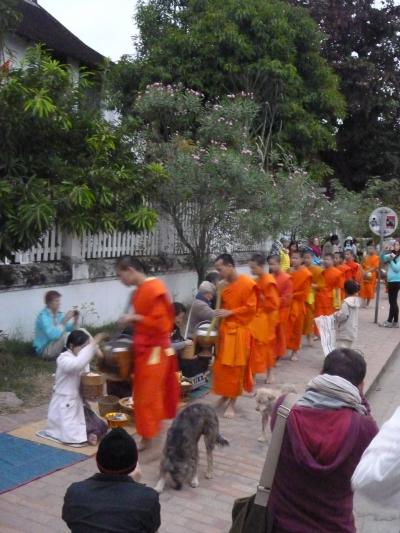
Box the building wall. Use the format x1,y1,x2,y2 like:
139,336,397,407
3,34,28,64
3,34,81,80
1,266,250,340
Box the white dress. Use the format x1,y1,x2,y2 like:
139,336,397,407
46,344,95,443
352,406,400,507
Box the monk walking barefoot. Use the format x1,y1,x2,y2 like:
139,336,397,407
286,252,312,362
116,256,179,450
213,253,257,419
248,253,280,384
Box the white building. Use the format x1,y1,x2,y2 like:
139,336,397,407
2,0,104,75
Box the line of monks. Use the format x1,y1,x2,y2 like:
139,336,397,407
212,246,379,419
114,245,380,445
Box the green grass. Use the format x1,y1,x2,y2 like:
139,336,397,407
0,323,118,414
85,322,117,336
0,338,56,413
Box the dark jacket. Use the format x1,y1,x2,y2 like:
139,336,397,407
62,473,160,533
269,398,378,533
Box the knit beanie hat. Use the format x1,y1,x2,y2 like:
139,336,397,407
96,428,138,475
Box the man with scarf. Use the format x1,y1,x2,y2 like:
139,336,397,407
268,349,378,533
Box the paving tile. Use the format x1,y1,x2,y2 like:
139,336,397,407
0,295,398,533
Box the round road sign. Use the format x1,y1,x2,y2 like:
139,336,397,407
369,207,398,237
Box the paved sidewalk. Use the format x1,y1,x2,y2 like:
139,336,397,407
0,294,398,533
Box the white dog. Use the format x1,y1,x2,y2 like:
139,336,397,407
255,385,297,442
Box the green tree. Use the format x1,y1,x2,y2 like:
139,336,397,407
291,0,400,190
110,0,345,171
134,84,276,282
0,46,160,258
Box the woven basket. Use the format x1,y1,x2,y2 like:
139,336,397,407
182,343,196,359
98,395,120,417
81,373,105,401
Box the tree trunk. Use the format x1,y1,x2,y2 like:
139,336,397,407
193,255,208,287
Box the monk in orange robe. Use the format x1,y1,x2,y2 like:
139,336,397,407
334,252,352,281
213,253,257,419
360,245,380,307
286,251,312,360
302,250,323,345
116,256,179,450
315,253,344,318
268,254,293,361
248,253,280,383
344,250,363,284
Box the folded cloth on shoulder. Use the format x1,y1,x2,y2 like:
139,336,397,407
297,374,367,415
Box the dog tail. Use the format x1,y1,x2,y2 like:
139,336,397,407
216,434,229,447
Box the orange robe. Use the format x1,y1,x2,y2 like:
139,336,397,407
360,255,380,299
132,278,179,439
346,260,363,284
303,265,323,336
213,275,257,398
336,263,352,298
337,263,352,282
274,272,293,357
315,267,343,317
249,273,280,374
286,267,312,351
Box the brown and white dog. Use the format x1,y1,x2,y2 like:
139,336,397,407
255,385,297,442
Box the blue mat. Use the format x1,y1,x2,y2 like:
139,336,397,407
0,433,87,494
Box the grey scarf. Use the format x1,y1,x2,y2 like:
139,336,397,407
297,374,367,415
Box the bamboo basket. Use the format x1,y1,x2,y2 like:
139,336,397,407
81,372,105,401
182,343,196,359
98,395,120,417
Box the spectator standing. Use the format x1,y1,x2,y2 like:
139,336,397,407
268,349,378,533
334,280,360,349
352,406,400,507
322,234,340,256
381,240,400,328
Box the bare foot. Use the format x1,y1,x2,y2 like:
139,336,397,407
190,475,199,488
290,352,299,362
306,335,313,347
138,438,152,452
265,370,275,384
257,434,268,443
132,464,142,482
215,397,228,410
87,433,98,446
223,402,236,419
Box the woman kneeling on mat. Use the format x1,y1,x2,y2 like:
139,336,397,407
45,330,107,446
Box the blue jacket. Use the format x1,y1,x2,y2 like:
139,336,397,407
382,253,400,283
33,308,73,354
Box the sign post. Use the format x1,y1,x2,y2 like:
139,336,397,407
369,207,398,324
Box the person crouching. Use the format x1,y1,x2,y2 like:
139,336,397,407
45,330,107,446
62,429,160,533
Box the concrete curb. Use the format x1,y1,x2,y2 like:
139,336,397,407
365,341,400,397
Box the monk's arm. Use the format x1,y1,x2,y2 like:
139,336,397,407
263,285,280,313
280,279,293,308
139,296,170,329
230,287,257,323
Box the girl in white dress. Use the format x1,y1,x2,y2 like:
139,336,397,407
45,330,107,445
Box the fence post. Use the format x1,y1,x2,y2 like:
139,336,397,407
62,233,89,281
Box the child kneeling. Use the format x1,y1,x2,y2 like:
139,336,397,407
45,330,107,446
